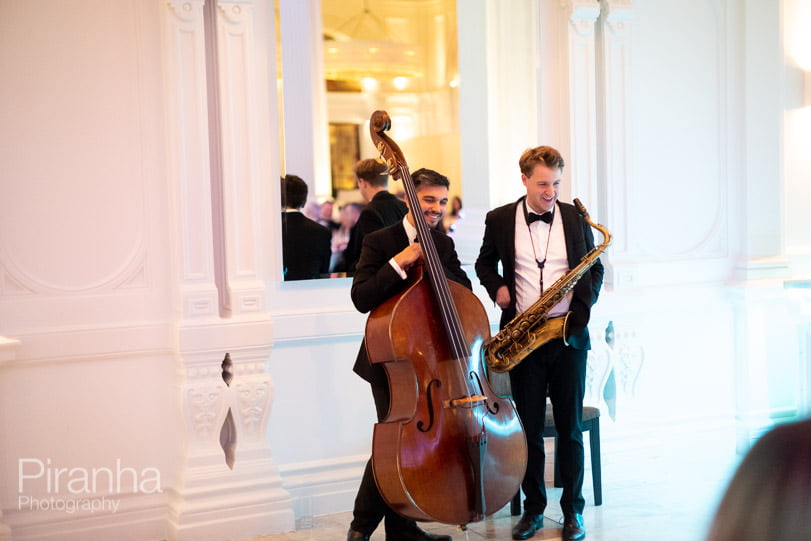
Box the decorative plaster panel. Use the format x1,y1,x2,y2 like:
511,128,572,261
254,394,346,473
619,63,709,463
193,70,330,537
0,0,174,335
627,1,727,261
0,0,152,294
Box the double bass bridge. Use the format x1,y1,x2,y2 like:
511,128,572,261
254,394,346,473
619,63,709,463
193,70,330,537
444,394,487,409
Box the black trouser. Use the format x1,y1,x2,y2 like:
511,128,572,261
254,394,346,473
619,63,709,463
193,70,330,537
509,338,587,516
350,376,419,535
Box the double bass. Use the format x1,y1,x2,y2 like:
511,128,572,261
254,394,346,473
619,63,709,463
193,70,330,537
364,110,527,527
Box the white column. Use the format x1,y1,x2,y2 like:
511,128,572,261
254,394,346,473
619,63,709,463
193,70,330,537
163,0,220,322
562,0,601,212
279,0,331,200
596,0,634,287
163,1,292,538
730,0,796,450
455,0,540,264
736,0,789,280
214,0,269,316
457,0,490,211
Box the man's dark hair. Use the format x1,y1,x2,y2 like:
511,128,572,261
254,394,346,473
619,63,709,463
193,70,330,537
411,168,450,191
354,159,389,188
281,174,308,209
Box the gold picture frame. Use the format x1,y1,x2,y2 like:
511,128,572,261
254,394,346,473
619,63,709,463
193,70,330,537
329,122,360,195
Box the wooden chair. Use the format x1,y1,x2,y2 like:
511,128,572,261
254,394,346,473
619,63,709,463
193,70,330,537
510,403,602,515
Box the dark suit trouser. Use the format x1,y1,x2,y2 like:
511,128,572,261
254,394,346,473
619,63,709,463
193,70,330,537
509,338,587,516
350,369,419,535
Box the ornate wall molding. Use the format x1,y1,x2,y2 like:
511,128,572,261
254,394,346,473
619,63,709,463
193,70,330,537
602,0,633,37
164,0,219,320
210,0,267,316
165,0,204,23
164,1,292,535
0,241,147,295
596,0,633,267
217,0,251,25
559,0,600,217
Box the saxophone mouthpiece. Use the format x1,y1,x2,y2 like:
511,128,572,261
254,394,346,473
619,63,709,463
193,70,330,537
574,198,588,217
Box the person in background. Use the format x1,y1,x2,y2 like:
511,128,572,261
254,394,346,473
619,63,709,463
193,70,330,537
280,174,331,281
475,146,603,541
442,195,463,233
347,168,461,541
705,417,811,541
330,201,364,273
341,158,408,275
317,199,340,232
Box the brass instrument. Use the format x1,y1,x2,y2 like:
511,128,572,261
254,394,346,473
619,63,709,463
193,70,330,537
484,199,612,373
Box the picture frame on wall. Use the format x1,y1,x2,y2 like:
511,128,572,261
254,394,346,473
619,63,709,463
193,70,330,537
329,123,360,196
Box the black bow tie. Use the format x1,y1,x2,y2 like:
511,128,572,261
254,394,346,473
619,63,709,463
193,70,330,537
527,211,553,224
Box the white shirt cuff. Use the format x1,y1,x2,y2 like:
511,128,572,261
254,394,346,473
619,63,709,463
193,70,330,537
388,258,407,280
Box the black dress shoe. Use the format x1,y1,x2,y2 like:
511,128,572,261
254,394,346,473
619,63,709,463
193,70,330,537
387,528,452,541
511,512,543,540
347,528,371,541
562,513,586,541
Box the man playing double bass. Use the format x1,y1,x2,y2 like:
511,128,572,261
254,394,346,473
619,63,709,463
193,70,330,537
347,168,464,541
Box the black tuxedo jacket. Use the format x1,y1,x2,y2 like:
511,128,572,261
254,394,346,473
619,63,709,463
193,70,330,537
351,221,471,383
342,191,408,274
474,198,604,350
281,211,332,281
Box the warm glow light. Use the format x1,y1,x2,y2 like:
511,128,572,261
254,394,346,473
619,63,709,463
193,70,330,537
392,77,408,90
361,77,379,92
326,47,339,54
368,47,379,54
785,0,811,71
405,50,416,56
389,115,414,141
449,77,459,88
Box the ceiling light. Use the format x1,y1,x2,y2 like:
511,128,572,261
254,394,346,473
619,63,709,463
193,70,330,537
323,1,421,91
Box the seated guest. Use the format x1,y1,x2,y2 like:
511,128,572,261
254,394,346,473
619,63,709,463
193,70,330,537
280,174,331,281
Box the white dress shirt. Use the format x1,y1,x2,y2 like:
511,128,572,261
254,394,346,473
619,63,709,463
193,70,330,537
513,200,572,316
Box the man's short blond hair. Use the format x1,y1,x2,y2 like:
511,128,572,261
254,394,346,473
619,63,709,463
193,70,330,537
519,146,565,177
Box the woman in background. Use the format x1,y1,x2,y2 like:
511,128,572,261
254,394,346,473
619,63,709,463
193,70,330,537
442,196,463,233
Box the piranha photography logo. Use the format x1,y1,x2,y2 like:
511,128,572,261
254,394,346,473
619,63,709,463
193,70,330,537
18,458,162,514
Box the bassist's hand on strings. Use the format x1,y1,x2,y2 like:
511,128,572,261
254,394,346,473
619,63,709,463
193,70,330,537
394,243,423,272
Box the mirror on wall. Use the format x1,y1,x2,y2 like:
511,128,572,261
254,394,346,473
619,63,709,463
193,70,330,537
279,0,461,281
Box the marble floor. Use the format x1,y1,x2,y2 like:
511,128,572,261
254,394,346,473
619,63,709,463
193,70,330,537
247,425,741,541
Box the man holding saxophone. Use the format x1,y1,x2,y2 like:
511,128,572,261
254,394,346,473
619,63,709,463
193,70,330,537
475,146,605,541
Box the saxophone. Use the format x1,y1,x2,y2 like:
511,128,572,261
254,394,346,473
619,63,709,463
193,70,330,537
484,199,612,373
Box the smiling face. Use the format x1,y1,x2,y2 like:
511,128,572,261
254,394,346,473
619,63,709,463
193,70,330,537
522,163,561,214
406,184,448,229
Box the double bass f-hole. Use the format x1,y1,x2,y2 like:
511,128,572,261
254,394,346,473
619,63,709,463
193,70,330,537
416,379,441,433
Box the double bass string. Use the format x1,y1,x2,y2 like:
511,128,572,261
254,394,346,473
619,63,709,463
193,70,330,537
398,164,475,397
368,110,526,524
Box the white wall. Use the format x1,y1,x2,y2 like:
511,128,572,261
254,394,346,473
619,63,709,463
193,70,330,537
1,1,810,540
1,2,180,539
